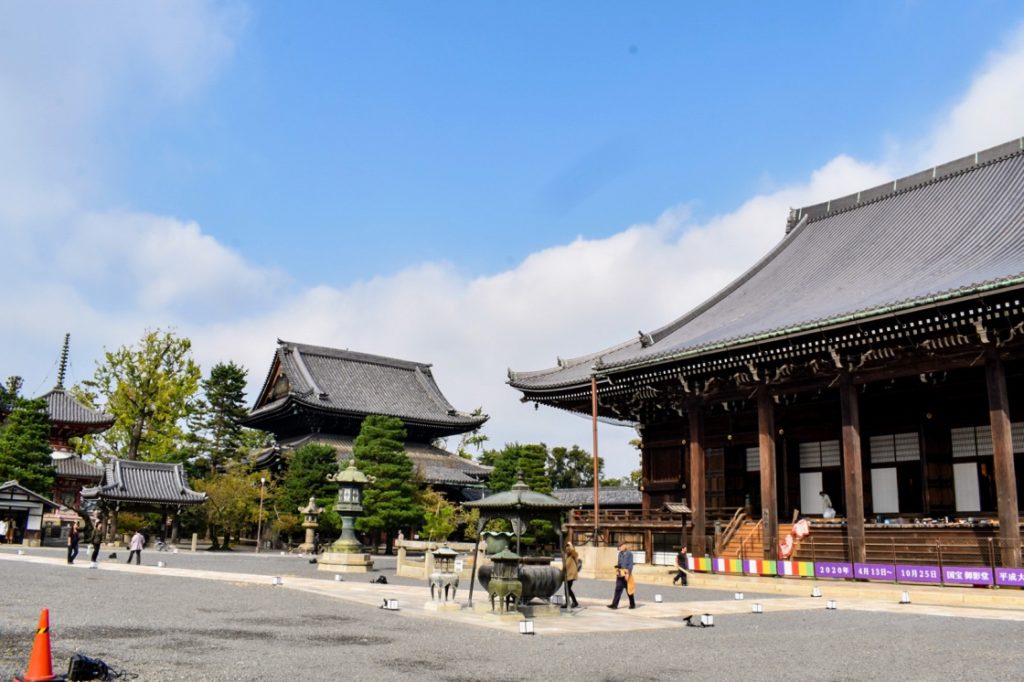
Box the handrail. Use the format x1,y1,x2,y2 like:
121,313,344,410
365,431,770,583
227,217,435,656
715,507,748,555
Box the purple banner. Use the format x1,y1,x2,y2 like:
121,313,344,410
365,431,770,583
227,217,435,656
995,567,1024,587
854,562,897,581
815,561,853,579
941,566,993,586
895,564,942,584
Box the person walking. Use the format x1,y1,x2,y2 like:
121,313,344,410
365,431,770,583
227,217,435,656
562,541,581,609
673,543,689,586
67,521,80,564
127,529,145,565
88,521,104,567
607,541,636,609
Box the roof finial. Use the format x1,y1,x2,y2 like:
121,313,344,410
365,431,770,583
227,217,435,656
56,333,70,390
512,470,529,490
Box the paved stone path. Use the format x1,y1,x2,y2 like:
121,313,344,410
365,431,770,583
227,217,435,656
4,550,1023,635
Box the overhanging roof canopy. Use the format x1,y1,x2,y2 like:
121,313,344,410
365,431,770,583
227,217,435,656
510,137,1024,393
243,341,488,439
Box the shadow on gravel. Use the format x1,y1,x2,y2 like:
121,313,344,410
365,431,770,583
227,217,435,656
57,625,390,647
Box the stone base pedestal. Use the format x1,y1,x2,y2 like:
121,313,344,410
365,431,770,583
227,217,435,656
518,603,563,619
423,601,463,612
471,600,520,615
317,551,374,573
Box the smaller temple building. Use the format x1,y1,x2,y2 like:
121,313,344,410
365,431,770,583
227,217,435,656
82,459,207,543
243,341,492,500
0,481,60,546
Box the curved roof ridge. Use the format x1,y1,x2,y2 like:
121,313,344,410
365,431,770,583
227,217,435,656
507,337,642,384
788,137,1024,232
644,213,810,347
411,365,459,414
281,339,430,371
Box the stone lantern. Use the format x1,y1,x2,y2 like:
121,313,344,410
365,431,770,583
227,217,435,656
428,545,460,603
317,459,374,574
297,497,323,553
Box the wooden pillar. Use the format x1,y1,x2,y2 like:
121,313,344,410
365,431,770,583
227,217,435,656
108,508,119,544
689,405,706,556
170,510,180,544
757,388,779,560
985,351,1021,567
591,376,601,545
839,374,866,564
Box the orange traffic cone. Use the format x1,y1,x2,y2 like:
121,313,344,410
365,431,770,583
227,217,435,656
13,608,65,682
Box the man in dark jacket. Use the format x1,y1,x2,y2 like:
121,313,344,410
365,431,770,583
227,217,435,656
607,542,636,609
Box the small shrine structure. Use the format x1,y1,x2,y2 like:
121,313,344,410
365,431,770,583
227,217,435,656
82,459,207,543
465,476,574,611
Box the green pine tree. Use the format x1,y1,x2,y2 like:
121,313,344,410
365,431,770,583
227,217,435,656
197,361,251,471
0,396,55,493
353,415,422,554
278,443,337,514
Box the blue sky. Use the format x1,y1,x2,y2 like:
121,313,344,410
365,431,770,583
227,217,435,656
104,2,1024,281
4,1,1024,475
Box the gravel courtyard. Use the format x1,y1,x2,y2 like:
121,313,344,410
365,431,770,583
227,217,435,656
2,547,1022,681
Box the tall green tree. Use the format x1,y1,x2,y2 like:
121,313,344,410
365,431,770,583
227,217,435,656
353,415,422,554
0,375,23,412
193,470,262,550
547,445,604,489
0,394,54,493
196,361,250,471
278,443,337,515
486,443,551,494
83,329,202,462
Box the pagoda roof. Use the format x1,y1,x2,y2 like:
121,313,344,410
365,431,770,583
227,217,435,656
81,459,207,506
510,137,1024,391
39,388,114,431
52,454,104,481
243,341,487,437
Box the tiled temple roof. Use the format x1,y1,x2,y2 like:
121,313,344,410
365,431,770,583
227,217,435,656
244,341,487,436
510,137,1024,391
258,433,491,486
551,486,642,507
40,389,114,430
81,459,207,506
52,455,104,481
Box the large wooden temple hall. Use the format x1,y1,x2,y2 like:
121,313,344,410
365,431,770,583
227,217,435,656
243,340,491,500
510,137,1024,571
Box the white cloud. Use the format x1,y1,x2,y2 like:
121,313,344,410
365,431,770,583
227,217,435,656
4,9,1024,475
910,24,1024,168
0,1,244,224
